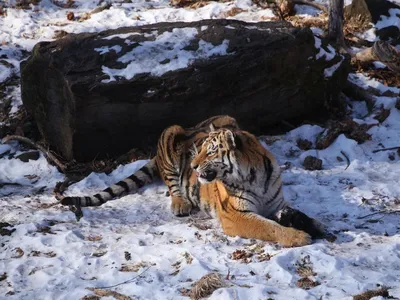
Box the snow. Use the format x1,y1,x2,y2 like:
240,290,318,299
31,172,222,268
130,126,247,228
348,73,400,94
101,28,230,82
1,1,400,300
376,8,400,30
94,45,122,55
324,60,343,78
314,36,336,61
0,64,12,83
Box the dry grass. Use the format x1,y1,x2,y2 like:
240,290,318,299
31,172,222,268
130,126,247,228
295,255,320,290
296,277,320,290
86,235,102,242
119,261,148,272
286,14,328,31
295,255,316,277
353,286,394,300
231,249,253,264
189,272,227,300
86,288,134,300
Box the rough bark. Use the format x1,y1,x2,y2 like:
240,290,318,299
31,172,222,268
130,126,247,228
21,19,349,162
345,0,400,25
327,0,345,47
355,41,400,73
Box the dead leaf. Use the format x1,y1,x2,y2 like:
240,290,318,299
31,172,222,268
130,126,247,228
12,247,24,258
183,252,193,264
86,235,102,242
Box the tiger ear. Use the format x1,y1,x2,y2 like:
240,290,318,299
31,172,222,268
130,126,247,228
209,123,216,132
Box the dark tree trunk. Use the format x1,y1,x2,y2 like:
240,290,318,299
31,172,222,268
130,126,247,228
327,0,345,47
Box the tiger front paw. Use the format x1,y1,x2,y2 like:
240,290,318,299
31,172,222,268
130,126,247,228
170,196,192,217
279,228,312,248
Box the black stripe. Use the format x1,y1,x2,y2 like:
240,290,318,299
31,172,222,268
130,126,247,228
104,187,116,198
272,174,281,186
249,167,256,184
237,195,257,206
222,151,233,177
116,181,130,193
170,188,180,195
263,157,273,193
165,175,179,183
85,196,92,206
173,133,185,152
266,184,282,204
128,174,144,188
185,129,208,141
140,166,153,180
94,194,105,204
231,205,253,214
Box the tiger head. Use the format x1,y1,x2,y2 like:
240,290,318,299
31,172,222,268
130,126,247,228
191,126,241,184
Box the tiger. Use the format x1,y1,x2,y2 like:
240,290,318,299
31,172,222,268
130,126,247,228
61,115,325,247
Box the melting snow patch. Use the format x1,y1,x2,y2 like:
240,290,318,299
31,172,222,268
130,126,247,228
376,8,400,30
0,64,12,83
94,45,122,55
348,73,400,94
102,32,141,40
314,36,336,61
324,59,343,78
101,27,230,82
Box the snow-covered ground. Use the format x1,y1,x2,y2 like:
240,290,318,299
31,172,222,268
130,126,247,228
1,0,400,299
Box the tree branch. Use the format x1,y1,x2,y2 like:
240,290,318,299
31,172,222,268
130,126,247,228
2,135,66,172
355,41,400,73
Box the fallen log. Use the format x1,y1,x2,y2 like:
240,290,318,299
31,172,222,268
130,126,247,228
355,41,400,73
21,19,349,162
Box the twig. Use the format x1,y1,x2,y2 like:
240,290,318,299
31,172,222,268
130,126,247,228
2,135,66,172
90,2,112,14
372,146,400,153
281,120,296,129
340,150,350,170
292,0,327,13
50,0,76,8
357,210,400,219
95,266,152,289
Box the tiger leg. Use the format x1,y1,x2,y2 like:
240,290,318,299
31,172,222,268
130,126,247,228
219,210,312,247
157,125,192,217
273,206,326,238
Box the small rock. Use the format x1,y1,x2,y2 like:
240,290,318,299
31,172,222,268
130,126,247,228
297,139,313,150
303,156,322,170
0,222,15,236
15,151,40,162
66,11,74,21
396,99,400,110
374,108,391,123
